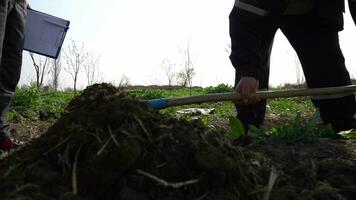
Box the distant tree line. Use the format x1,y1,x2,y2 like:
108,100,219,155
160,42,196,95
28,39,103,94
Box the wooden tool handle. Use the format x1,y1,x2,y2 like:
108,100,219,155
167,85,356,107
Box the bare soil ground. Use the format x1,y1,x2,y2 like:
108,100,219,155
10,119,50,142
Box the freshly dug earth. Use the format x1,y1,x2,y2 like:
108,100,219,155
248,139,356,199
0,84,268,200
0,83,355,200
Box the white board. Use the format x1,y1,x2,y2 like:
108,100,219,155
23,9,70,59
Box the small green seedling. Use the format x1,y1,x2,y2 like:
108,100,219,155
228,116,245,141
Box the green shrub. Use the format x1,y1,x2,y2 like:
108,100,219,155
39,92,74,121
129,89,165,100
11,86,41,118
10,88,74,121
204,84,234,94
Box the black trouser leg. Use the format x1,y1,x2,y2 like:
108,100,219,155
0,0,11,63
234,71,269,131
0,1,26,136
229,7,277,131
311,96,356,131
0,94,12,135
0,2,26,94
281,15,356,131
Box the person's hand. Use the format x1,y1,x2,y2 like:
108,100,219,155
235,77,260,104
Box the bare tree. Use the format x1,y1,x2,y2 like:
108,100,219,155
49,54,62,91
63,39,87,94
225,43,231,54
118,74,130,88
160,59,176,88
294,54,305,88
29,52,50,90
84,53,102,86
177,43,195,94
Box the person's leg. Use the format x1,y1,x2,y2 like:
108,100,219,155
0,0,12,63
229,5,278,131
0,1,26,150
0,1,26,94
281,14,356,132
350,0,356,26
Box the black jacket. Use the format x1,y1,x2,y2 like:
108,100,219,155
303,0,356,29
313,0,344,30
239,0,355,29
349,0,356,25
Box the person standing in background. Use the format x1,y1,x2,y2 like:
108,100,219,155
229,0,356,132
0,0,29,151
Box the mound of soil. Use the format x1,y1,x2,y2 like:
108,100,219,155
0,84,268,200
1,83,356,200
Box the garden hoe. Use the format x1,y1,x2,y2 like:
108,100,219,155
146,85,356,109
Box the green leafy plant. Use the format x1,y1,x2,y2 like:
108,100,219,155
227,116,245,141
11,86,41,118
7,110,24,123
39,92,74,121
249,111,338,144
12,86,41,111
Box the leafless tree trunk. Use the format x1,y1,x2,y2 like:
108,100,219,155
118,74,130,88
160,59,176,88
225,43,231,54
50,54,62,91
29,52,49,90
294,54,305,88
84,53,102,86
177,43,195,95
63,39,87,95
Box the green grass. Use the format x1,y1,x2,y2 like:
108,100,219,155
129,87,205,100
8,85,331,144
9,88,74,121
128,86,317,133
266,97,314,118
249,112,337,144
39,91,74,120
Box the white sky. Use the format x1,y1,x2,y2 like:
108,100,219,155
20,0,356,89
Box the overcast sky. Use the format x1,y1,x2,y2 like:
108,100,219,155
20,0,356,89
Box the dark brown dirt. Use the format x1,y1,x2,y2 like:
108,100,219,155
248,139,356,200
0,83,356,200
0,83,268,200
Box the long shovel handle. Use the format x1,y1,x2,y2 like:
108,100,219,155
146,85,356,109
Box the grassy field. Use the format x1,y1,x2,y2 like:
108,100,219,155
7,84,324,143
9,83,356,148
9,84,317,128
10,85,316,122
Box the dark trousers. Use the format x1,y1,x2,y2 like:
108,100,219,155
0,0,26,133
0,0,26,94
230,8,356,132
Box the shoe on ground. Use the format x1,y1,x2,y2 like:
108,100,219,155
0,135,24,151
